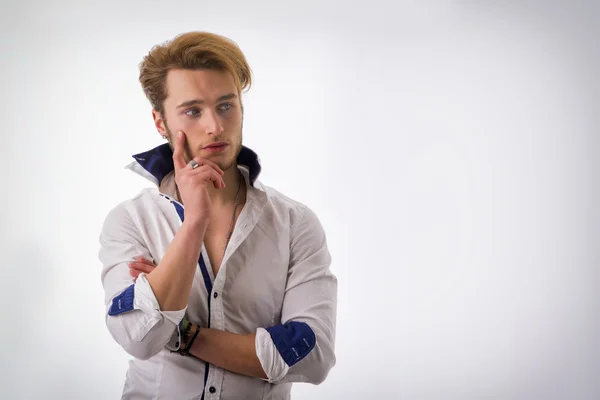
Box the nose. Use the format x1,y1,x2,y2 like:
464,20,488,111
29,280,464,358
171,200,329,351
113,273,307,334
203,109,224,136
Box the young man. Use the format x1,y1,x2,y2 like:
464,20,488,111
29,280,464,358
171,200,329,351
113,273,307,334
98,32,337,399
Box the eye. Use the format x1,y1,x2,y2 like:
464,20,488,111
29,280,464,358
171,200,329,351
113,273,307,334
218,103,233,112
185,108,201,117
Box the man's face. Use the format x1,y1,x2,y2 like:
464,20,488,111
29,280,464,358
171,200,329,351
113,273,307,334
153,68,243,171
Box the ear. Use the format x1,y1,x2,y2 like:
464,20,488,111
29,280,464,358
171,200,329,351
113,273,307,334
152,109,167,136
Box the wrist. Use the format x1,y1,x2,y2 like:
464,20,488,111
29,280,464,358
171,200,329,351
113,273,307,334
177,319,201,356
182,216,209,233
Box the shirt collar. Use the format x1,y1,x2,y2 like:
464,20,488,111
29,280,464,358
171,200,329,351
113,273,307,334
125,143,262,188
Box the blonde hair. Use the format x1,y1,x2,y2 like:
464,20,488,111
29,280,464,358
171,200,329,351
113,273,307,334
139,31,252,114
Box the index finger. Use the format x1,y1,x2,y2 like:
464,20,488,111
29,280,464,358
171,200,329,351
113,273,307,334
172,130,188,172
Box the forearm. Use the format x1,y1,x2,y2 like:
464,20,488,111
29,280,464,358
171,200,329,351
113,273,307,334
146,218,207,311
189,328,267,380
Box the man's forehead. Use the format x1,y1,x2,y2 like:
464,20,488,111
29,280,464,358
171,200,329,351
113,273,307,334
167,69,235,90
164,69,237,107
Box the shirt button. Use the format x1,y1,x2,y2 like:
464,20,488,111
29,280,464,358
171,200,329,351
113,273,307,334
213,292,218,299
209,386,216,393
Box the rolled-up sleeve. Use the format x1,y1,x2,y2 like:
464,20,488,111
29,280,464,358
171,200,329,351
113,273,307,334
99,202,185,360
255,206,337,384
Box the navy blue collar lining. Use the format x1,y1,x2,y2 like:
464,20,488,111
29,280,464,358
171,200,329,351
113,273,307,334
131,143,261,187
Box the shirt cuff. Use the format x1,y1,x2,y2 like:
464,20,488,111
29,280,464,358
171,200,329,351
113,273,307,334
165,324,183,351
135,273,187,349
255,327,290,383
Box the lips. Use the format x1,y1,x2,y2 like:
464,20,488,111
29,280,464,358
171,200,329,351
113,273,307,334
202,142,229,153
203,142,228,149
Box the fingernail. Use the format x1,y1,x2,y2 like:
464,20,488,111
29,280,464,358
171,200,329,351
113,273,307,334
177,131,182,138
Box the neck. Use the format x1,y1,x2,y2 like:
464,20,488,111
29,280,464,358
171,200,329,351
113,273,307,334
208,164,244,206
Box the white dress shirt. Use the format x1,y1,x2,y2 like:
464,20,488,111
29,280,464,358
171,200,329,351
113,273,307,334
98,144,337,399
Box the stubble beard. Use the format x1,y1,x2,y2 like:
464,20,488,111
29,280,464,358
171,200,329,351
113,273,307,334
164,123,243,172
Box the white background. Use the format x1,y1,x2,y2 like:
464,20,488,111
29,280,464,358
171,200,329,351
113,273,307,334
1,1,598,399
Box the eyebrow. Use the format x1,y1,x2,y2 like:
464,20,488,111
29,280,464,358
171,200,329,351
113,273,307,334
176,93,237,109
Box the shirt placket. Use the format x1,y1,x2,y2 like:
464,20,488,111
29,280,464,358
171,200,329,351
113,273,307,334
202,191,266,399
202,243,224,399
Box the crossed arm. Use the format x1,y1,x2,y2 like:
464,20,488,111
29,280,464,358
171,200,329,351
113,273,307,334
100,204,336,384
191,328,267,379
130,258,267,379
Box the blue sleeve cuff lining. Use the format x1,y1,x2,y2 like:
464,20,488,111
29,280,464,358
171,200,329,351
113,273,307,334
266,321,316,367
108,284,135,316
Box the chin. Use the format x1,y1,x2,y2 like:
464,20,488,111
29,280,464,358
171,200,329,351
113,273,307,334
219,157,237,171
